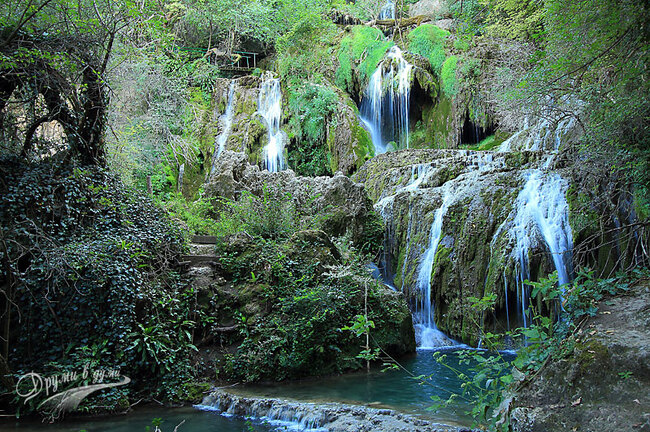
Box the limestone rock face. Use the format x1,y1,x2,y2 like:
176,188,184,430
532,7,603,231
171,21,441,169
326,91,373,175
206,150,383,253
212,76,267,162
201,389,465,432
408,0,446,19
353,145,578,344
506,282,650,432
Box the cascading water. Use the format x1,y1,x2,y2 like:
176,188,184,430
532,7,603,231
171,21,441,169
378,0,395,19
374,163,459,348
258,74,286,172
508,170,574,325
210,80,238,176
414,189,456,349
359,47,413,154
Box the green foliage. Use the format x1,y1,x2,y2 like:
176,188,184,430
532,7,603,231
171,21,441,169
483,0,546,41
0,157,201,414
336,26,393,92
342,314,376,337
276,12,337,81
440,56,458,97
161,191,216,236
407,24,450,72
219,240,409,382
212,185,302,240
286,81,339,176
431,268,638,429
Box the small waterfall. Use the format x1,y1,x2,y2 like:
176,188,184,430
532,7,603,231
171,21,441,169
414,189,456,349
378,0,395,19
210,80,237,176
359,47,413,154
258,74,286,172
509,170,574,325
198,389,441,432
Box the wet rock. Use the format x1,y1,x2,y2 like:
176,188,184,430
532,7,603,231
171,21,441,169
200,389,470,432
353,144,579,344
206,151,382,253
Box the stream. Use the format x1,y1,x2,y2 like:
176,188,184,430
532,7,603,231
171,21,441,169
5,349,513,431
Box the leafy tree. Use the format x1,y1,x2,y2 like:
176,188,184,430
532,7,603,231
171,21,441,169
0,0,164,165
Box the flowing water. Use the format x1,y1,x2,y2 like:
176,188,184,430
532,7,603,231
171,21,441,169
2,406,274,432
508,169,574,325
209,349,513,427
373,114,579,347
414,187,457,349
258,74,286,172
6,350,513,431
378,0,395,19
359,47,413,154
210,80,238,176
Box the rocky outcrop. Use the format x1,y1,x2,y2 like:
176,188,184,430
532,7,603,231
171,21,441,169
205,150,383,253
326,90,374,175
352,115,584,345
505,282,650,432
355,148,528,343
408,0,447,19
200,389,471,432
212,76,267,164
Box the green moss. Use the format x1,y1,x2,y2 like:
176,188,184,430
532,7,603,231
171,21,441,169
407,24,450,72
335,26,393,92
459,134,507,151
352,121,374,167
180,382,212,403
422,94,453,148
440,56,459,97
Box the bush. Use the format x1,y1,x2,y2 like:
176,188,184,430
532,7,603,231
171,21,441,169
287,80,339,176
0,157,197,414
212,185,302,240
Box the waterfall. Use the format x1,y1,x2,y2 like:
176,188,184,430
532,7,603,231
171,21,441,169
509,169,574,325
258,74,286,172
210,80,237,176
359,46,413,154
414,189,456,349
378,0,395,19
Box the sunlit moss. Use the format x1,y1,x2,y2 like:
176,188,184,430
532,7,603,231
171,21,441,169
407,24,450,72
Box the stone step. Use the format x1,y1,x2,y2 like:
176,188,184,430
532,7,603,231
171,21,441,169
189,244,215,256
181,255,219,265
192,235,218,244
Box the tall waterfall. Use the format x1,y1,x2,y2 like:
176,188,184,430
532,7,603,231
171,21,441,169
508,170,574,326
378,0,395,19
210,80,237,176
258,74,286,172
359,46,413,154
414,188,456,349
